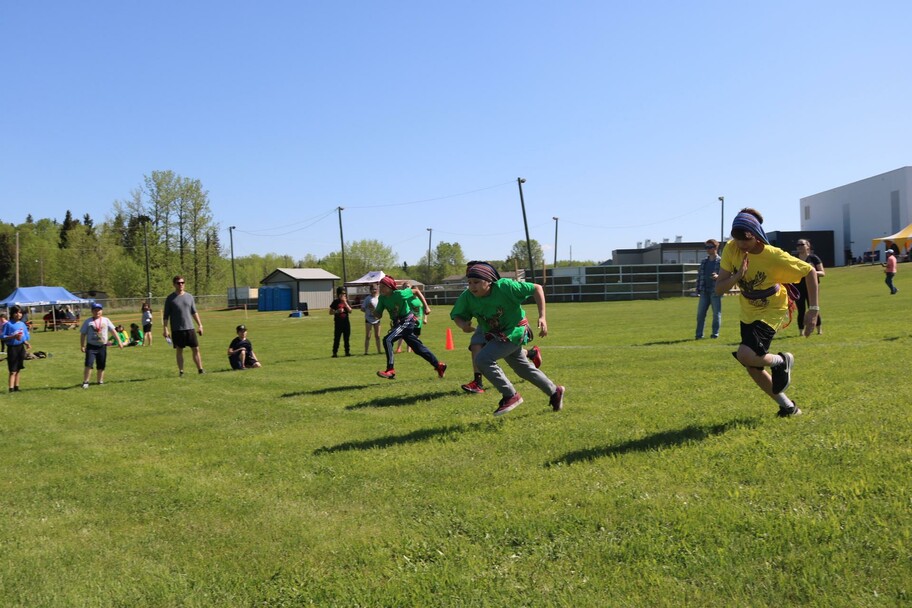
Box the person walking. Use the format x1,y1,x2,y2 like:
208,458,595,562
162,275,205,376
884,249,898,294
794,239,825,334
714,208,818,418
80,302,124,388
695,239,723,339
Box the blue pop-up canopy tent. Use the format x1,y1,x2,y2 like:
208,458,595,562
0,286,92,307
0,286,93,330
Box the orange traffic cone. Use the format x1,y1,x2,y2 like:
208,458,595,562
445,328,455,350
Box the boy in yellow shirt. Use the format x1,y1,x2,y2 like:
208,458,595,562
714,208,819,417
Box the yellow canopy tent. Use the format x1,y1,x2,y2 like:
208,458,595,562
871,223,912,252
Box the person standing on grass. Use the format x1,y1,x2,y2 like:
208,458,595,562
695,239,723,339
374,275,446,380
361,284,382,355
141,301,153,346
458,261,541,395
80,302,124,388
162,275,205,376
1,306,30,392
0,312,7,353
329,286,352,357
794,238,825,334
450,262,563,417
883,249,898,294
714,208,818,418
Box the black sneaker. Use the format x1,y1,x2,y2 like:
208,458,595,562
777,401,802,417
770,352,793,394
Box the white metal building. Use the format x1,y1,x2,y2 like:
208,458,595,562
800,166,912,266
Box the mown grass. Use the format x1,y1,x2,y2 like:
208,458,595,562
1,264,910,607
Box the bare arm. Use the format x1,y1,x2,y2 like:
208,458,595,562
532,283,548,337
715,256,747,296
412,287,430,316
453,315,474,333
802,268,819,338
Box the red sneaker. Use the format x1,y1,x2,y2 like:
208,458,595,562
528,346,542,369
461,380,485,394
436,362,447,379
376,369,396,379
493,393,523,416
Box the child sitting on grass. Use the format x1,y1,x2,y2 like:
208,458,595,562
227,325,262,370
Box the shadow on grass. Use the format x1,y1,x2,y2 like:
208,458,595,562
639,338,700,346
314,420,497,454
345,389,454,410
282,384,375,398
547,417,761,467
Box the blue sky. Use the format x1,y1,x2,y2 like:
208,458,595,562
2,1,910,266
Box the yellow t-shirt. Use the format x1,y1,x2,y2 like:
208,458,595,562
721,241,813,330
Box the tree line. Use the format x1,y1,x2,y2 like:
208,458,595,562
0,170,591,299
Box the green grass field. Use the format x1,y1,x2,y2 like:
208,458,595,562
1,264,910,607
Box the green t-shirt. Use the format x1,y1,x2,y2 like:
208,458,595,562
407,292,425,328
450,278,535,345
376,287,418,324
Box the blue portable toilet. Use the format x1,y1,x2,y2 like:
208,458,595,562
274,285,292,311
257,286,272,311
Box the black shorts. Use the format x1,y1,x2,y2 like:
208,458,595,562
6,344,26,372
143,323,153,333
739,321,776,357
84,343,107,370
171,329,199,349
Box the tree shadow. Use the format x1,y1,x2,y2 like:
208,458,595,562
282,384,374,398
314,420,497,454
345,389,454,410
546,417,760,467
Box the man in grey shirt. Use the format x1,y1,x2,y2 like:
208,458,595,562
163,275,205,376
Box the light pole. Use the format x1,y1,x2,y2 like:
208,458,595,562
229,225,238,308
426,228,433,283
552,216,559,296
718,196,725,244
35,258,44,284
337,207,347,284
517,177,535,283
138,215,152,301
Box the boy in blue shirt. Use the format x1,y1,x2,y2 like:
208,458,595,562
374,275,446,380
1,306,31,392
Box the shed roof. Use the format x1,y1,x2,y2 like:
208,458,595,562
260,268,340,284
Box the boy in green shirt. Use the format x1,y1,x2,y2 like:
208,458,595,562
374,275,447,380
450,262,564,416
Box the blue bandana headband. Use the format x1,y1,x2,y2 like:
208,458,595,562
731,212,769,245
